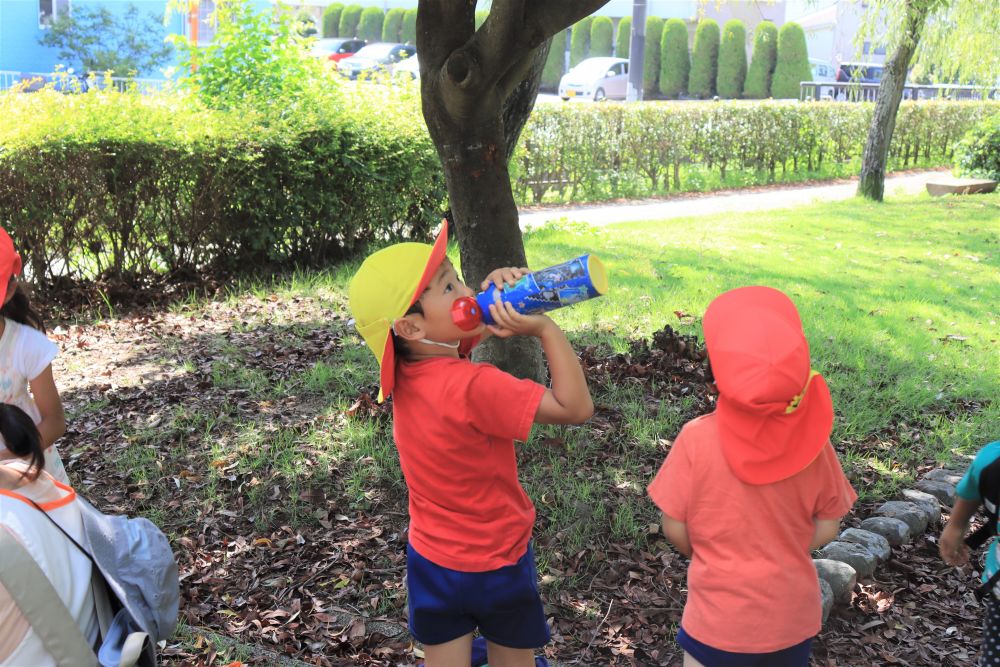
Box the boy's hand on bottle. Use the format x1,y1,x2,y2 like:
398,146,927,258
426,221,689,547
487,301,551,339
481,266,531,291
939,522,970,566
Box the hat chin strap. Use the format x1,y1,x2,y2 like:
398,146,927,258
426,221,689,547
418,338,460,349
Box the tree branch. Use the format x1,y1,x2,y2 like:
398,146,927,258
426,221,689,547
416,1,475,71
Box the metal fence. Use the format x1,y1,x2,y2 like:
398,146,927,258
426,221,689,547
800,80,1000,102
0,70,165,94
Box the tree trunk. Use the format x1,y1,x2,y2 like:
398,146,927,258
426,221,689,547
858,0,932,201
417,0,609,381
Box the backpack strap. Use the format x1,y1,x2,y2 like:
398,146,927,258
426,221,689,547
0,527,99,667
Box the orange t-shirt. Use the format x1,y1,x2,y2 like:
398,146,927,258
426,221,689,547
647,413,857,653
392,352,546,572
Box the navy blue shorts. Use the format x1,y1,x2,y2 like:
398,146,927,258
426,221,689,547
406,542,550,648
678,626,813,667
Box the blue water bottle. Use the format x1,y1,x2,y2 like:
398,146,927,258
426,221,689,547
451,254,608,330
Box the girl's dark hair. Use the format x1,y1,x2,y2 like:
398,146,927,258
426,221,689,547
0,403,44,478
0,284,45,332
391,300,424,359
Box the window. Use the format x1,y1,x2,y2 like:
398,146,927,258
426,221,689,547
39,0,70,28
185,0,216,45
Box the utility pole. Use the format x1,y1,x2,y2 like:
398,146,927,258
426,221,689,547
626,0,646,102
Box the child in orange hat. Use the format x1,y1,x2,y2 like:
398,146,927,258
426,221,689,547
647,286,857,667
348,221,593,667
0,227,68,483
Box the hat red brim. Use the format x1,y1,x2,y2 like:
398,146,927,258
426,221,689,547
717,372,834,484
378,221,450,401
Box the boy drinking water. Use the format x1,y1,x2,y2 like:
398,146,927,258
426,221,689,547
348,221,593,667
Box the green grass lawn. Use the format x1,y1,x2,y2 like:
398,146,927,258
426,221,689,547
62,192,998,662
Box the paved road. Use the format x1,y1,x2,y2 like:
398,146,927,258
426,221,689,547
518,168,949,228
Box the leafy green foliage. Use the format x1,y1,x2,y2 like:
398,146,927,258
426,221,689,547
643,16,664,96
716,19,746,99
616,17,630,59
322,3,343,38
400,9,418,44
295,10,317,38
590,17,614,58
659,18,689,99
37,3,172,76
955,112,1000,179
744,21,778,99
168,0,328,112
542,30,567,90
357,7,383,43
338,4,363,38
382,8,404,42
771,22,812,99
570,17,593,68
689,19,720,99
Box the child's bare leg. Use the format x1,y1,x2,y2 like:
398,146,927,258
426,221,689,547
486,641,536,667
683,652,706,667
422,633,474,667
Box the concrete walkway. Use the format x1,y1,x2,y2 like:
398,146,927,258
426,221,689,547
518,168,948,228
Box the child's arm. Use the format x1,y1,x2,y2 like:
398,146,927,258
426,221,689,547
940,497,979,566
809,518,841,550
662,513,692,557
487,301,594,425
29,366,66,449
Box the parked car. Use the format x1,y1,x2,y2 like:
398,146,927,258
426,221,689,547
337,43,415,80
836,62,885,84
558,57,629,102
310,38,366,63
392,54,420,80
808,58,837,99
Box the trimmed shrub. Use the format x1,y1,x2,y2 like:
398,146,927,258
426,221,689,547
716,19,747,99
542,29,567,90
590,17,614,58
771,22,812,99
357,7,383,43
400,9,417,44
475,11,488,29
689,19,720,99
382,8,404,42
338,4,362,38
659,18,689,99
296,10,317,38
570,17,592,67
744,21,778,99
322,3,343,38
616,17,630,59
643,16,664,96
955,112,1000,179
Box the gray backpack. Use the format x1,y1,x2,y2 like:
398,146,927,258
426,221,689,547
0,493,179,667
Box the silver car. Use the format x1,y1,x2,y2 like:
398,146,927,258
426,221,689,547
558,57,629,102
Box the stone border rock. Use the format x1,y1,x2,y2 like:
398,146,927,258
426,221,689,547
814,468,961,624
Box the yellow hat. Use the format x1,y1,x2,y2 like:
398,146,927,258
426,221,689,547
348,221,449,402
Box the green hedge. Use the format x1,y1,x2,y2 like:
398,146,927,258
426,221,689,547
0,89,446,284
382,8,404,42
616,17,630,59
955,112,1000,180
322,3,343,38
570,17,592,68
590,17,613,58
512,100,998,203
744,21,778,99
542,30,567,90
772,22,811,99
659,18,688,99
338,4,362,38
643,16,664,96
717,19,747,99
400,9,417,44
357,7,383,43
689,19,720,99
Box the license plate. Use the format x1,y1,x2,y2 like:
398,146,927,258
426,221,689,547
567,90,576,97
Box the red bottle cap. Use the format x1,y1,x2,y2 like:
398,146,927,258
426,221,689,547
451,297,482,331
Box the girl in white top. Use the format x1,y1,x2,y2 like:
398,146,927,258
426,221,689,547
0,228,67,483
0,403,98,666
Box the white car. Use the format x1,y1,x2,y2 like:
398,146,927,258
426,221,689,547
809,58,838,100
558,57,629,102
393,54,420,80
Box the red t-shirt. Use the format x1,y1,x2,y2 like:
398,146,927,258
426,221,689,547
647,413,857,653
392,350,546,572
